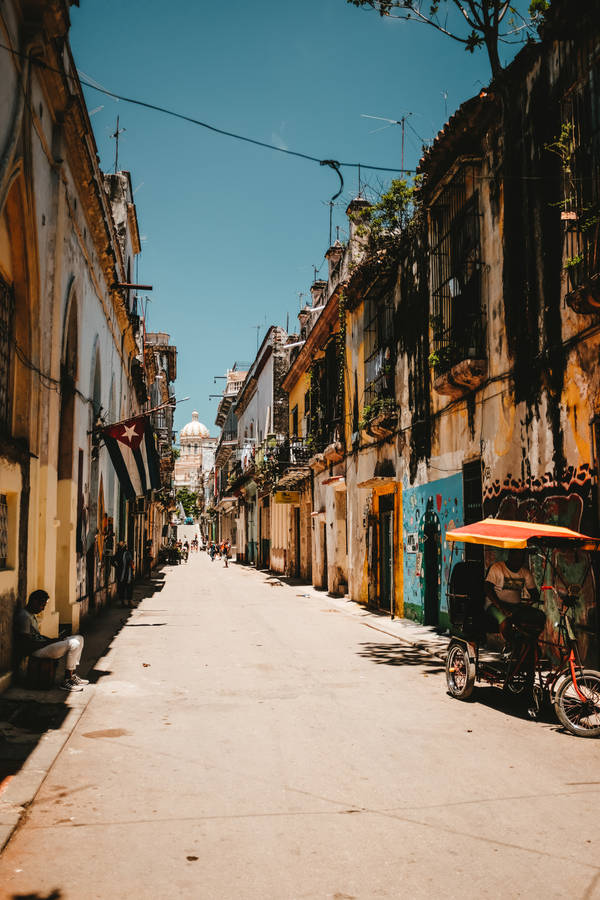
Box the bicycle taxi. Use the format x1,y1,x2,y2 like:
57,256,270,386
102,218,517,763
443,518,600,737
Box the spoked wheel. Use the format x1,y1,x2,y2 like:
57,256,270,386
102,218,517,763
554,669,600,738
446,641,476,700
503,643,534,699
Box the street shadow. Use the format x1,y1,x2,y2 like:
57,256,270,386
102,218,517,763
357,641,446,672
0,573,168,787
12,892,62,899
464,685,557,726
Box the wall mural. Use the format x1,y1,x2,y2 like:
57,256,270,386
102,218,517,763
483,466,598,665
402,473,463,625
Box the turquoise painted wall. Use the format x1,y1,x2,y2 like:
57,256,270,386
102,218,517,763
402,474,463,624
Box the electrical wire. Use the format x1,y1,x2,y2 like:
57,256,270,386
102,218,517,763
13,339,96,407
0,42,413,175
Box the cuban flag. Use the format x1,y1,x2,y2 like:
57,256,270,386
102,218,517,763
102,416,161,500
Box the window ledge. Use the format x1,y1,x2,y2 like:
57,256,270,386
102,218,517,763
323,441,344,464
565,273,600,315
433,358,487,399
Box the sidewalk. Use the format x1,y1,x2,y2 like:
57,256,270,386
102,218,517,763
0,564,449,854
0,572,167,851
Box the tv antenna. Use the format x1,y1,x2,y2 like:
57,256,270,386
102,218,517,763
441,90,449,120
110,115,126,173
361,113,412,172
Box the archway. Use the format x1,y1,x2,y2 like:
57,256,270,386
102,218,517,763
54,290,78,623
86,343,101,608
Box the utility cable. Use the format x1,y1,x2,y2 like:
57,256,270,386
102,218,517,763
0,42,413,175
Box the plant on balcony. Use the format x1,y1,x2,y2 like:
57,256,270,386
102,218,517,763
359,396,397,431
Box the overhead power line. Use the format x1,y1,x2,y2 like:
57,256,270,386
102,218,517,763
0,42,414,176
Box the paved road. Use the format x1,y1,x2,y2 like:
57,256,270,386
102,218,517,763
1,554,600,899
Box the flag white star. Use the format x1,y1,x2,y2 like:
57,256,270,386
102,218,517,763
121,423,139,444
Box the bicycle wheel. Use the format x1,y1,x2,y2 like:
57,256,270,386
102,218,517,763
446,641,476,700
554,669,600,738
504,644,534,698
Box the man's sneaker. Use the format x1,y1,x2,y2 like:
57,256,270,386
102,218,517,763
71,674,89,685
59,677,84,692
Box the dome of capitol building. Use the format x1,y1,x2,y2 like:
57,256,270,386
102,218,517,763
180,411,210,439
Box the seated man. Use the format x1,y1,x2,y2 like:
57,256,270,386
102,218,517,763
485,548,546,643
15,590,88,692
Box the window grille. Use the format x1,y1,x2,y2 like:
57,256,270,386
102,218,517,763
0,494,7,569
429,166,484,374
0,278,14,434
364,295,395,404
563,54,600,291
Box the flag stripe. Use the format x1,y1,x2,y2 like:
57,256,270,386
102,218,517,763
103,416,162,499
133,446,148,494
144,423,161,490
104,435,137,500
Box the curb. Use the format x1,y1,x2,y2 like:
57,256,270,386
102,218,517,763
0,690,93,852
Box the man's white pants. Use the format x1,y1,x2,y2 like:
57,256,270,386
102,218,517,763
32,635,84,670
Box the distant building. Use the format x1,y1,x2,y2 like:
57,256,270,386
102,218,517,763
174,412,216,494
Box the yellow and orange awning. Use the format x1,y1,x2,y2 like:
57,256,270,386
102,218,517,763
445,518,600,551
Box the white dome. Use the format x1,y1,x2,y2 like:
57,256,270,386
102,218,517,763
180,411,210,438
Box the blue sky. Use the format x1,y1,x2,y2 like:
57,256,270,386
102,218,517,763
70,0,531,438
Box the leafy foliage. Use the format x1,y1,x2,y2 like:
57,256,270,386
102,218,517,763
345,1,546,78
176,487,198,517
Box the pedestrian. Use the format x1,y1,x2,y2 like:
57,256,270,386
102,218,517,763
182,540,189,562
15,590,88,692
113,541,135,606
222,540,229,568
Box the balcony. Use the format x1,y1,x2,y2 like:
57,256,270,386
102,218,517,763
564,218,600,315
429,311,487,399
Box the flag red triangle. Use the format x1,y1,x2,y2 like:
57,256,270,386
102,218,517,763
105,416,146,452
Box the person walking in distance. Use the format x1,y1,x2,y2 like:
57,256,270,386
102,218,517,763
113,541,135,607
15,590,88,692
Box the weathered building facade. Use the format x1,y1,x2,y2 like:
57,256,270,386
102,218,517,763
0,0,173,683
340,1,600,663
224,327,291,566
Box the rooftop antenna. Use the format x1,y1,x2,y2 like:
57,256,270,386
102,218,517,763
297,291,305,310
358,163,361,197
441,90,449,120
254,324,261,352
361,113,413,172
111,115,126,173
336,225,340,242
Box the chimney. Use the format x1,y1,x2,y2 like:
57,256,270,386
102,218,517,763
346,196,372,244
309,280,327,308
325,241,344,282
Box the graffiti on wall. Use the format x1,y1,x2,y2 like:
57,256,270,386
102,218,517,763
402,473,463,624
483,465,598,665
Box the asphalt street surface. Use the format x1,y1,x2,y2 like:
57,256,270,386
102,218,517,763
1,551,599,899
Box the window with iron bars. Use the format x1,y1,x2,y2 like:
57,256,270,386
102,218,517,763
363,294,395,405
429,166,484,376
0,277,14,435
562,54,600,293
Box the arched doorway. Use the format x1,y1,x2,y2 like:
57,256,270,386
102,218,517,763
86,344,102,608
54,292,78,622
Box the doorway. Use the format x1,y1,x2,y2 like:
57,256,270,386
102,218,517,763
294,506,300,577
378,493,394,614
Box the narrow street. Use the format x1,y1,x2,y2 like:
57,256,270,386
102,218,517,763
1,555,599,900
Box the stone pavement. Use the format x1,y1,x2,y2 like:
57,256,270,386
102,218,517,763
0,562,449,854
